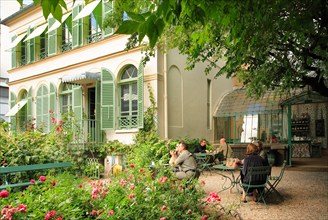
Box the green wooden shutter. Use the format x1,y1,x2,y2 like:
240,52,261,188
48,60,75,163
49,83,57,130
73,85,83,142
27,87,33,123
102,0,114,37
95,81,102,142
48,17,58,56
36,86,43,130
10,92,17,131
137,62,144,128
72,4,83,48
11,36,17,69
101,68,115,130
42,85,49,132
26,27,35,63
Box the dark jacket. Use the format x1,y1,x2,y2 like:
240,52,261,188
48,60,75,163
242,154,265,184
194,144,206,153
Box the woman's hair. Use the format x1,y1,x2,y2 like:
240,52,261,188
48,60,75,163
252,140,263,151
246,143,258,155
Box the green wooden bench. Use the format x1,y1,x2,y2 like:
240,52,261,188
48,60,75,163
0,162,72,190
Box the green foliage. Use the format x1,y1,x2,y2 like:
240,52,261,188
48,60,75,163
0,167,213,219
111,0,328,98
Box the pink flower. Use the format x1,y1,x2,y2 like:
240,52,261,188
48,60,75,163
159,176,168,183
17,204,28,213
39,176,47,182
206,192,221,203
0,190,9,198
160,218,167,220
91,210,98,216
49,110,54,114
120,179,127,186
56,217,62,220
59,120,63,125
30,179,35,184
129,164,134,168
129,194,136,199
201,215,208,220
108,210,114,215
187,209,192,214
161,205,166,211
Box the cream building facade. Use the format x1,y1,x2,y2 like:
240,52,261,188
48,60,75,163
2,0,233,145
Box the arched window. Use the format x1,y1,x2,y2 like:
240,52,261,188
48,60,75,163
118,65,138,129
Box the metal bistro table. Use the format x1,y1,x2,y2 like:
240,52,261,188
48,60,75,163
212,164,241,193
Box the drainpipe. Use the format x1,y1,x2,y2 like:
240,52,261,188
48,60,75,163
287,104,292,166
164,52,168,139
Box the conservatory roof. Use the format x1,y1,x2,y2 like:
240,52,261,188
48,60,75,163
215,89,284,117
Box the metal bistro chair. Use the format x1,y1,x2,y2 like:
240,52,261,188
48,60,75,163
265,160,287,200
241,166,271,206
194,153,213,175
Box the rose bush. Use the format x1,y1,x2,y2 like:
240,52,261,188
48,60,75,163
0,166,226,219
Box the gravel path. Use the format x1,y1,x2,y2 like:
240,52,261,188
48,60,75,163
199,167,328,220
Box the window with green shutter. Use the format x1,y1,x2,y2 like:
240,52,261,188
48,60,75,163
72,4,85,48
10,92,17,131
11,36,17,69
38,31,48,60
118,65,142,129
48,17,59,56
17,41,27,66
27,87,33,124
102,0,114,37
61,17,72,52
26,27,35,64
101,68,115,130
88,4,102,43
17,91,27,132
36,84,49,133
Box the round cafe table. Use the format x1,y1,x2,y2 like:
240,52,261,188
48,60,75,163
212,164,242,193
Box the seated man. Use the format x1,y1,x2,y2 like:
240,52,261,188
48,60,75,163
193,139,207,153
169,142,198,180
216,138,233,161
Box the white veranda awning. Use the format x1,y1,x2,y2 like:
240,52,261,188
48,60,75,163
7,33,27,50
5,99,27,117
47,12,72,33
61,71,101,84
24,23,48,42
73,0,101,21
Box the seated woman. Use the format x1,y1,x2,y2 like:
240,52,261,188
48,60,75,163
241,143,265,202
169,142,198,180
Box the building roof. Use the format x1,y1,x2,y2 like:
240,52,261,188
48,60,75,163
0,3,35,25
216,88,284,117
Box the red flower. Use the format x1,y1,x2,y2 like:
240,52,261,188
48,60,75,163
56,217,62,220
187,209,192,214
201,180,206,185
0,190,9,198
79,184,83,188
44,210,56,220
108,210,114,215
206,192,221,203
51,180,57,186
129,185,135,190
129,163,135,168
139,168,144,173
160,218,167,220
201,215,208,220
161,205,167,211
39,176,47,182
30,179,35,184
129,194,136,199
